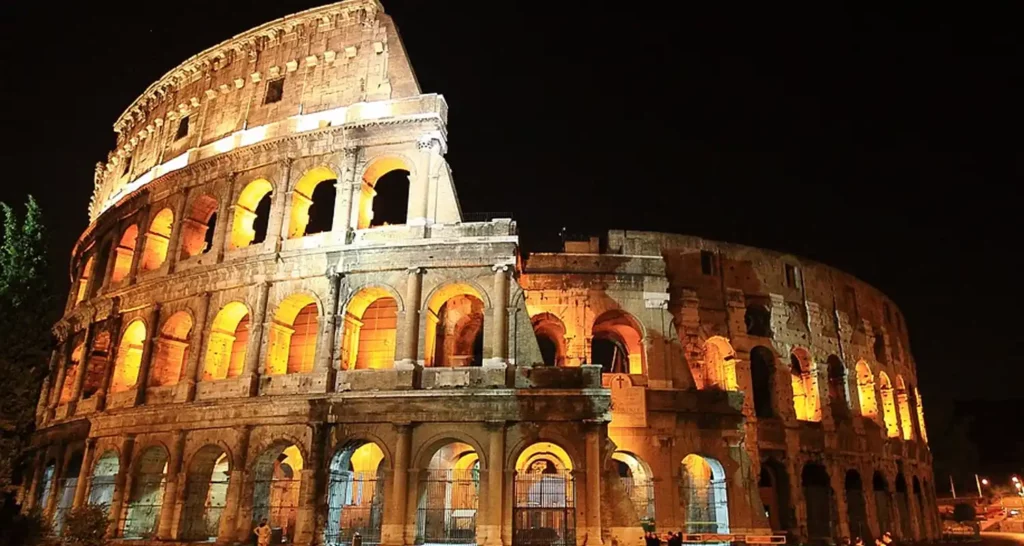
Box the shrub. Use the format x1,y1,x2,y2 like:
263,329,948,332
58,505,109,546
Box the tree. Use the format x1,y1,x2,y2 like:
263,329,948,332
0,196,58,505
59,505,110,546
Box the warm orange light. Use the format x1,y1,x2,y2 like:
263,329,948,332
915,388,929,443
179,195,219,259
855,361,878,418
140,208,174,272
358,157,411,230
203,302,249,381
266,294,318,375
287,166,337,239
111,225,138,283
878,372,900,438
111,320,147,393
230,179,272,249
150,311,193,387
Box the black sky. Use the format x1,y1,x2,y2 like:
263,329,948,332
0,3,1020,430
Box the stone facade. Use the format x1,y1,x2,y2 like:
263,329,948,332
27,2,938,545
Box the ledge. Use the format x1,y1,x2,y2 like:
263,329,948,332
260,369,332,396
336,368,415,392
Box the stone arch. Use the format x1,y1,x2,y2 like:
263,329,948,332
251,441,305,543
339,286,401,370
288,166,338,238
325,439,389,545
913,387,928,443
506,432,584,476
750,346,777,418
679,454,730,534
87,449,121,506
179,444,231,541
111,319,148,393
855,361,878,418
415,437,482,545
179,194,219,259
895,375,914,440
414,432,488,471
701,336,738,391
744,304,772,337
845,470,869,540
266,292,322,375
424,283,487,368
231,178,274,249
759,458,793,533
591,309,646,375
878,372,899,438
612,450,655,527
827,355,851,420
110,224,139,283
203,301,251,381
74,256,95,304
894,473,912,539
872,471,892,535
122,444,169,539
59,340,87,404
150,311,193,387
873,330,887,364
359,155,414,229
531,312,567,366
790,347,821,422
801,462,834,540
140,207,174,272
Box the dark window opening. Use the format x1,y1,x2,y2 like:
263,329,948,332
92,243,111,298
264,78,285,105
122,156,132,177
827,355,850,421
873,332,887,363
750,346,776,418
745,305,772,337
790,353,803,375
304,181,337,235
700,250,715,276
471,329,484,367
175,116,190,141
537,334,558,366
203,212,218,253
591,336,629,374
370,170,410,227
784,264,799,288
251,193,273,245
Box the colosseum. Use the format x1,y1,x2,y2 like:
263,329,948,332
26,2,939,545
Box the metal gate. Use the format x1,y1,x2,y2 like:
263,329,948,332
179,472,229,541
845,490,869,540
326,469,385,546
120,473,165,539
52,476,78,534
513,471,576,546
416,469,478,544
803,485,833,540
620,476,655,528
681,482,729,534
252,477,301,543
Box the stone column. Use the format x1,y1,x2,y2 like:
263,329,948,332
46,347,67,421
265,159,293,252
584,424,603,546
69,323,96,414
44,443,67,519
397,268,424,369
295,424,327,545
334,146,359,236
100,230,122,292
483,422,506,546
412,136,441,225
71,439,96,509
178,292,211,402
382,423,412,546
23,450,46,512
108,434,136,537
157,430,187,539
243,281,271,395
164,198,187,273
95,310,124,412
133,303,161,406
224,425,253,543
487,265,511,368
127,209,151,285
315,272,342,377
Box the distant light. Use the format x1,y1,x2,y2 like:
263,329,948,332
982,479,990,485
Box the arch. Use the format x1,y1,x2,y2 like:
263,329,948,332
827,355,850,421
150,311,193,387
913,388,928,443
745,304,772,337
845,470,869,541
416,441,480,545
613,451,655,527
873,331,887,364
340,287,400,371
512,442,577,546
111,225,139,283
122,446,168,539
878,372,899,438
179,445,230,541
231,179,273,249
790,348,821,422
203,302,250,381
873,471,891,535
179,194,219,259
895,375,914,440
855,361,878,418
266,293,320,375
53,451,84,531
912,477,925,540
288,166,338,238
680,454,729,534
701,336,738,391
326,441,387,546
895,474,912,539
140,208,174,272
425,283,486,368
531,313,567,367
801,463,834,540
59,341,86,404
359,156,412,229
82,331,111,399
36,460,56,514
74,256,95,304
591,310,645,375
111,320,147,393
88,450,120,506
759,459,792,534
750,346,777,418
252,442,304,543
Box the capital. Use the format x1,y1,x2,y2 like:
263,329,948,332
407,266,426,275
343,145,359,159
492,264,511,273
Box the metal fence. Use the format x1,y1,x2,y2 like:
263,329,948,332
51,477,78,535
620,476,656,527
119,472,166,539
252,477,301,543
680,483,729,534
326,470,385,546
179,472,230,541
513,471,576,546
416,469,479,545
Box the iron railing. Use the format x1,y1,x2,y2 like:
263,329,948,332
513,471,576,546
325,470,384,546
416,469,479,545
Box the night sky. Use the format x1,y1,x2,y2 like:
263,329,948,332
1,3,1019,467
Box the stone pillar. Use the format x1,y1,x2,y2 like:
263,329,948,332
265,159,292,251
95,310,124,412
483,422,506,546
584,424,603,546
411,136,441,225
315,272,342,376
45,348,66,421
100,230,122,291
486,265,510,368
243,281,271,394
127,210,151,285
334,146,359,236
226,426,253,542
382,423,412,546
23,450,46,512
164,198,187,273
133,303,161,406
44,444,67,519
397,268,424,368
829,462,850,539
178,292,211,402
108,434,136,537
72,439,97,509
157,430,187,539
295,424,327,545
69,323,96,414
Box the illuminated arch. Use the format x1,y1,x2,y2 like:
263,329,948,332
790,348,821,422
895,375,914,440
326,441,388,544
613,451,655,526
252,443,304,543
515,442,574,473
111,320,148,393
111,225,138,283
81,332,111,399
179,194,219,259
591,310,645,375
140,208,174,272
75,257,95,304
359,156,412,229
702,336,738,391
531,312,567,366
202,302,250,381
122,446,168,539
231,179,273,249
424,283,486,367
179,445,230,540
914,387,928,443
340,287,399,370
855,361,878,418
878,372,899,438
266,293,320,375
87,450,120,506
416,440,480,545
288,166,338,239
59,341,86,404
680,454,729,534
827,355,851,420
150,311,193,387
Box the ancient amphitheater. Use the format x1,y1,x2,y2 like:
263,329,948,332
26,2,938,545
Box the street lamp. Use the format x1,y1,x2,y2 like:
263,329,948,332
981,479,990,486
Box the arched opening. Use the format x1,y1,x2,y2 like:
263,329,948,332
52,451,84,533
140,208,174,272
180,446,230,541
88,450,120,506
425,284,485,368
74,257,95,304
895,376,914,440
750,346,777,418
845,470,869,541
745,304,772,337
801,463,833,541
913,388,928,443
288,167,338,238
266,294,319,375
873,332,887,364
121,446,168,539
203,302,250,381
179,195,219,259
878,373,899,438
111,320,147,393
326,442,386,546
252,444,303,543
758,459,792,534
828,355,850,421
360,158,411,229
895,474,911,539
872,472,891,536
150,312,193,388
59,342,86,404
591,310,644,375
340,288,398,370
82,332,111,399
531,313,566,367
855,361,877,418
680,454,729,534
701,336,738,391
912,477,925,539
36,461,56,513
416,442,480,545
231,179,273,249
513,442,576,546
613,451,654,529
111,225,139,283
790,348,821,422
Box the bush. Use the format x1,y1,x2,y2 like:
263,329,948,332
953,503,977,523
58,505,109,546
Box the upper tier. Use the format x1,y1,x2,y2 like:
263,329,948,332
91,0,418,223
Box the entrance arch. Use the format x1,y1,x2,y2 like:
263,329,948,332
612,451,654,528
895,474,912,539
425,284,485,368
758,459,792,534
845,470,869,540
873,472,891,536
680,454,729,534
252,444,304,543
179,445,230,541
513,442,576,546
340,288,399,370
591,310,644,375
416,441,480,545
801,463,834,541
326,442,387,546
121,446,168,539
53,451,83,533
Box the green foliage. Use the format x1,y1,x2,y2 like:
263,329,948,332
953,503,976,523
58,505,110,546
0,506,53,546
